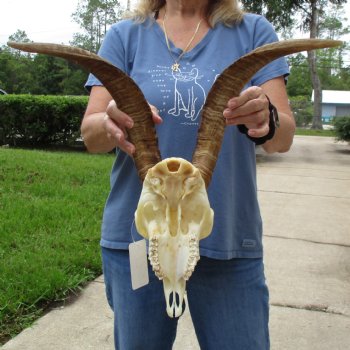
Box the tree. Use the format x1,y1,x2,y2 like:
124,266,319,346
6,30,33,58
318,7,349,72
240,0,348,129
288,6,350,96
0,49,33,93
71,0,122,52
289,96,314,127
0,31,33,93
0,30,88,95
287,54,312,97
8,30,31,43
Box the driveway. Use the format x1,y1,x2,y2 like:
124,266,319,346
3,136,350,350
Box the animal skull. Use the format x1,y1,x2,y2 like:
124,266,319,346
135,158,214,317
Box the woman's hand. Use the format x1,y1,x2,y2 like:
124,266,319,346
104,100,163,155
223,86,270,138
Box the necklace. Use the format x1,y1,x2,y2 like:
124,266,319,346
162,10,203,72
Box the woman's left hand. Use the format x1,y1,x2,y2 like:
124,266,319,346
223,86,270,138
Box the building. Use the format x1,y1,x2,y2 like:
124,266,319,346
312,90,350,123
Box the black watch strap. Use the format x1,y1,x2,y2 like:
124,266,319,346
237,96,279,145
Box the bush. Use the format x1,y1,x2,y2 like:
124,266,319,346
0,95,88,146
289,96,313,127
333,117,350,143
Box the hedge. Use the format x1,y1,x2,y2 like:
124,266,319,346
0,95,88,146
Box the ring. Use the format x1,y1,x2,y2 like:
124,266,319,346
103,113,109,121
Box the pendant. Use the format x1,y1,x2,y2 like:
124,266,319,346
171,63,180,72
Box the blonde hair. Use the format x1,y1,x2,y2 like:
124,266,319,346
130,0,244,27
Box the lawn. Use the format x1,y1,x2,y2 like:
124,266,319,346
0,129,337,344
0,148,114,344
295,127,335,137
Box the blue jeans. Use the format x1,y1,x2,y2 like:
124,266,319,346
102,247,270,350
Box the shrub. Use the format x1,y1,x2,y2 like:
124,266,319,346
0,95,88,146
333,117,350,143
289,96,313,127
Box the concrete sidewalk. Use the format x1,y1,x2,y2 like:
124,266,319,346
2,136,350,350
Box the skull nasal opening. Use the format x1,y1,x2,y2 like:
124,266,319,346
166,159,181,173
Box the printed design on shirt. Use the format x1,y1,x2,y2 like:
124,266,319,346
149,63,219,126
169,67,206,122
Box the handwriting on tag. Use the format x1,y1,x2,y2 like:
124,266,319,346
129,240,149,290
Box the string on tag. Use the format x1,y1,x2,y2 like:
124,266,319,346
130,218,136,243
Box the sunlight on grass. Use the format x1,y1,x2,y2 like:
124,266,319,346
0,148,114,343
295,128,335,137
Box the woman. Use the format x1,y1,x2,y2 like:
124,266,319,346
82,0,294,349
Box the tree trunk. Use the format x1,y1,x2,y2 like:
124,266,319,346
309,0,323,130
308,50,323,129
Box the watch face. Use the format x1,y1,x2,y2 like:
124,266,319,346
269,102,279,128
273,106,280,128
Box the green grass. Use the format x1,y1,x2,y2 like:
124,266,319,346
295,128,335,137
0,148,114,344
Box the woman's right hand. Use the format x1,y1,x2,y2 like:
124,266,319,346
82,86,162,154
103,100,162,156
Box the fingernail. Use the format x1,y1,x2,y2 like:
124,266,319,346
115,132,122,141
223,109,231,117
126,120,134,128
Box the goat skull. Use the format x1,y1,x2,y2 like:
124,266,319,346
135,158,213,317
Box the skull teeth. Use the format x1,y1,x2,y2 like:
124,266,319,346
183,233,200,280
148,234,200,281
149,236,165,279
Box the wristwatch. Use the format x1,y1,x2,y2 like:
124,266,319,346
237,95,279,145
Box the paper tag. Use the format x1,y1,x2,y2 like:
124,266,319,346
129,239,149,290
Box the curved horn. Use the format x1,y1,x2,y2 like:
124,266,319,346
192,39,343,188
7,41,161,181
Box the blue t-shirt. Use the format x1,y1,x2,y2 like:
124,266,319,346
86,13,289,259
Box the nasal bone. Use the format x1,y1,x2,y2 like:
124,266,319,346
166,159,181,173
